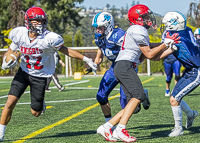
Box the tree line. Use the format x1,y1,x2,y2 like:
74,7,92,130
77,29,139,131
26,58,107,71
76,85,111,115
0,0,199,76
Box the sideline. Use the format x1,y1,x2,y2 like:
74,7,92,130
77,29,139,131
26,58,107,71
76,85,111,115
13,77,154,143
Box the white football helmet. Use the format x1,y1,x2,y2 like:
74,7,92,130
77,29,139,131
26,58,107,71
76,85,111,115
162,11,186,31
194,28,200,39
92,12,114,38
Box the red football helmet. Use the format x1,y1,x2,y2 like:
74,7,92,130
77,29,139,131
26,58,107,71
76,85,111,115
25,7,48,34
128,4,157,29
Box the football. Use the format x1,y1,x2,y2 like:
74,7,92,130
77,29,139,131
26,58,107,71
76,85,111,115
4,49,20,63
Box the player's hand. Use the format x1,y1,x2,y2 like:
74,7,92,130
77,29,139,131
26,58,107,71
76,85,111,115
171,45,178,51
85,66,97,76
1,55,18,70
83,56,97,71
164,32,181,48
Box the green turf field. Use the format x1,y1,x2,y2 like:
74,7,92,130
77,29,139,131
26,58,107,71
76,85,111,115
0,75,200,143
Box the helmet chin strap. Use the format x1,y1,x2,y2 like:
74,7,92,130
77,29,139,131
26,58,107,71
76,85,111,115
95,33,106,39
144,24,150,29
127,19,134,25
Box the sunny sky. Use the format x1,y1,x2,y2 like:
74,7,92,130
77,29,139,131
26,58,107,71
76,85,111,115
78,0,196,16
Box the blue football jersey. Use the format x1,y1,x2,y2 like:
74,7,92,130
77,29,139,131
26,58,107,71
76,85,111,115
164,54,177,63
95,27,125,62
164,27,200,69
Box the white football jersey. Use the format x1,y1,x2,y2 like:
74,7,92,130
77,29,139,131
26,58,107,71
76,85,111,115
9,26,64,78
115,25,150,66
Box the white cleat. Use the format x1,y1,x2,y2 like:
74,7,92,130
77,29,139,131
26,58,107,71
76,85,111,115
59,86,65,92
165,92,170,97
186,110,199,129
41,100,46,115
142,89,150,110
45,89,51,92
113,129,136,142
97,125,117,142
168,127,183,137
0,133,4,142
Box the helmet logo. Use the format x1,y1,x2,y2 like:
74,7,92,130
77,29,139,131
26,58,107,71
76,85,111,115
170,18,178,25
103,15,111,22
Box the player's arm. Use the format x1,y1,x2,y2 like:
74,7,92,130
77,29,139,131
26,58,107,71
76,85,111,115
1,47,19,70
3,47,12,59
58,45,85,59
149,43,162,49
151,47,175,61
58,54,65,67
58,45,97,71
139,43,168,60
85,48,102,75
94,48,103,65
140,32,180,59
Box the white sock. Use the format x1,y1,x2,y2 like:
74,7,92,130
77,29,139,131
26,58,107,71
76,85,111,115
171,106,182,128
116,124,126,132
104,122,113,129
180,100,193,118
105,117,112,122
0,124,6,135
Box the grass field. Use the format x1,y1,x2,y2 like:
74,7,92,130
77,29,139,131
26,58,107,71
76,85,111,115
0,75,200,143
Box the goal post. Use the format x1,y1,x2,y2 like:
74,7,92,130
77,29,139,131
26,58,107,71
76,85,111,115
65,47,151,77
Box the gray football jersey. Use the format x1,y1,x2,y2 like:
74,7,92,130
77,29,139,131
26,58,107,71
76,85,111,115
115,25,150,66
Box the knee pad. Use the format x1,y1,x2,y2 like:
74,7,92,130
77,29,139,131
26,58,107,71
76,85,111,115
31,96,44,111
166,80,171,84
98,101,108,105
175,75,180,82
31,101,43,111
97,94,108,105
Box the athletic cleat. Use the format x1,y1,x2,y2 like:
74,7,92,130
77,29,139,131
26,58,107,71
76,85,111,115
0,133,4,142
113,129,136,142
41,100,46,114
97,125,117,142
165,89,170,97
45,89,51,92
168,127,183,137
142,89,150,110
185,110,199,129
59,86,65,92
165,92,170,97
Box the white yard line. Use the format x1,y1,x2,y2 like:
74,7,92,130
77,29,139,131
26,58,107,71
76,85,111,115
0,79,120,106
64,87,120,90
0,80,90,99
0,96,120,106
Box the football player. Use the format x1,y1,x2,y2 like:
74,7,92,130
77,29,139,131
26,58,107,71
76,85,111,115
0,6,96,141
163,53,181,97
194,28,200,48
97,4,180,142
89,12,150,126
45,51,65,92
154,11,200,137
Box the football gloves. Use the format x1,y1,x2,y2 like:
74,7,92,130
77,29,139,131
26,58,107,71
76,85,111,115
164,32,181,50
85,65,97,75
1,54,18,70
83,56,97,71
